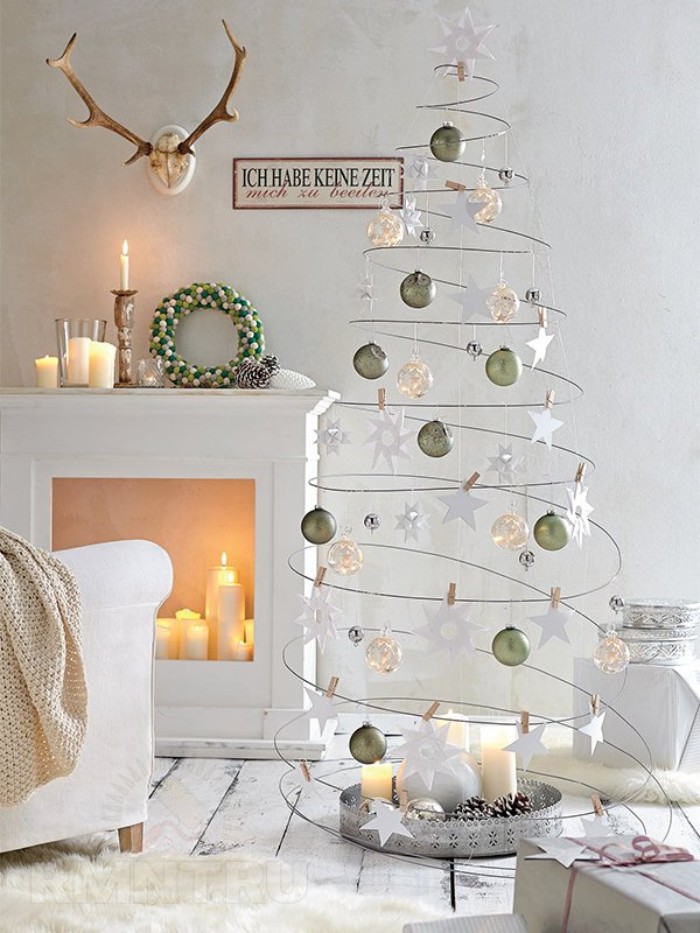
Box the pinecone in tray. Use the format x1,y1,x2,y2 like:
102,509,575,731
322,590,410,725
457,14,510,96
452,792,532,821
235,357,272,389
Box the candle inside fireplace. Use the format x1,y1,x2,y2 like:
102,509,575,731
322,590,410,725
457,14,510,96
120,239,129,290
244,619,255,646
218,584,245,659
155,618,180,659
180,620,209,660
230,640,253,661
206,551,241,657
35,356,59,388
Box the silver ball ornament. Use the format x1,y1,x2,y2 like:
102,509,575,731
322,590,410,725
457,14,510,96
519,549,536,570
405,798,446,822
353,342,389,380
498,167,514,183
364,512,380,533
466,340,483,360
525,287,541,303
348,625,365,646
609,595,625,613
419,228,436,245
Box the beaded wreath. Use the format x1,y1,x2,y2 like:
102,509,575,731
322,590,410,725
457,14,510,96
149,282,264,387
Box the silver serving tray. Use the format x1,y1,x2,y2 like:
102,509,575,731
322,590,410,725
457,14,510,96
622,637,696,666
623,599,700,631
339,779,562,859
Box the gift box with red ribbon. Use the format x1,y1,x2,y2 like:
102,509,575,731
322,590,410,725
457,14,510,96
513,835,700,932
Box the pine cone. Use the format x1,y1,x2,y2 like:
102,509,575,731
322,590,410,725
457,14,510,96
260,354,281,376
235,358,272,389
488,792,532,819
452,796,491,820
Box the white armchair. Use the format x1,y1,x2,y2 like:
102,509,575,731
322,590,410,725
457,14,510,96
0,539,172,854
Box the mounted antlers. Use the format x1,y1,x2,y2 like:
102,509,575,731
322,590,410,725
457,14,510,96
47,20,247,190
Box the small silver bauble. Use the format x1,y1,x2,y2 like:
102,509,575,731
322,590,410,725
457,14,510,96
525,287,541,303
419,228,436,245
364,512,380,533
519,549,536,570
609,595,625,613
405,798,446,822
498,167,514,183
348,625,365,646
466,340,483,360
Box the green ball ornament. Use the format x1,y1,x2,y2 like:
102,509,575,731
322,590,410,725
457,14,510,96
533,511,572,551
429,122,465,162
492,625,531,667
400,270,436,309
417,419,454,458
353,342,389,380
300,506,337,545
485,347,523,387
349,723,387,764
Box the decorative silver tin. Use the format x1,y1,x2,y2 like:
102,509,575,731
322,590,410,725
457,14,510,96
339,779,562,859
619,625,696,665
623,599,700,631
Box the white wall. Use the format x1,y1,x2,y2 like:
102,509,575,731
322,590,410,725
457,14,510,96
2,1,699,715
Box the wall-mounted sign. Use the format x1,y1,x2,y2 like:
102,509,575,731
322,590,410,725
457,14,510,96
233,157,404,210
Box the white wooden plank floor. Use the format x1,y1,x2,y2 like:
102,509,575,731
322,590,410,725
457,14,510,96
144,740,700,917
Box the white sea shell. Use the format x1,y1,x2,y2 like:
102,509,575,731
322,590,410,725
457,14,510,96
269,368,316,390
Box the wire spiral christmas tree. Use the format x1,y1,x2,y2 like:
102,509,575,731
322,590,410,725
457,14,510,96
278,7,673,871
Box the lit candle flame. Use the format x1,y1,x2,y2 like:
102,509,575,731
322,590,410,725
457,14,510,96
221,551,227,567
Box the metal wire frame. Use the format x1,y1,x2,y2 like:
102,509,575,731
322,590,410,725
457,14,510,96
397,109,512,148
423,68,500,105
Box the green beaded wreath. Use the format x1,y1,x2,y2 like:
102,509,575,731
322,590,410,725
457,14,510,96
149,282,264,387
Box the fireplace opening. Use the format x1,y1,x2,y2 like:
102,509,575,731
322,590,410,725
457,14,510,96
52,477,255,662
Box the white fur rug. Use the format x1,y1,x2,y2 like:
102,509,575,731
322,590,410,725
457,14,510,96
0,836,445,932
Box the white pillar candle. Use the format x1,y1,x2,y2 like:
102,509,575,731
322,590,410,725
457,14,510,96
155,622,171,660
244,619,255,646
156,618,180,660
34,356,59,388
217,584,245,660
229,640,253,661
480,723,518,802
120,239,129,290
361,762,393,801
180,621,209,660
205,552,239,656
67,337,91,385
440,709,470,752
88,341,117,388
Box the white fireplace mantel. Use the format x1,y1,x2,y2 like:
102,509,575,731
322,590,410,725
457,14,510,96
0,387,337,759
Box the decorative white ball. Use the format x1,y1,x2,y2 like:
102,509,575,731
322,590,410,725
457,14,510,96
396,752,482,814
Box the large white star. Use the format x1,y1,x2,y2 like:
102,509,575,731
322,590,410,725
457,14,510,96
526,838,599,868
448,273,493,322
486,443,526,479
580,813,613,838
409,156,438,190
438,484,488,529
526,326,555,369
579,711,606,754
316,418,350,456
395,501,429,542
437,191,483,234
566,483,594,547
431,7,497,79
415,596,486,663
527,604,573,648
304,687,337,732
361,801,414,848
528,406,564,449
505,722,548,771
365,407,413,473
394,719,462,787
293,587,341,652
399,197,424,237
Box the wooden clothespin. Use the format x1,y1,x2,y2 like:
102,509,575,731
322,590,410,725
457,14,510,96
422,701,440,721
314,566,327,588
545,389,555,410
575,462,586,485
457,61,466,82
378,387,386,411
590,693,601,716
447,582,457,606
520,710,530,735
446,179,467,192
550,586,561,609
591,794,604,817
463,471,480,491
326,676,339,698
299,760,312,783
538,306,548,329
399,789,409,812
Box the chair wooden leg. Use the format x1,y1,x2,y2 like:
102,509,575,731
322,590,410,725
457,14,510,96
118,822,144,854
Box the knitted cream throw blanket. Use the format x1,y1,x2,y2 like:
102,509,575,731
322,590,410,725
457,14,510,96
0,529,86,806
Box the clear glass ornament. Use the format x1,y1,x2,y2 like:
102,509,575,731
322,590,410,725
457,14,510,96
397,349,434,399
491,512,530,550
328,531,364,576
486,282,520,323
593,627,631,674
367,203,404,247
365,629,403,674
469,177,503,224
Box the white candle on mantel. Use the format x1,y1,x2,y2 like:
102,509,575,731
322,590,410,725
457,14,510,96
361,762,393,801
88,341,117,388
230,640,253,662
480,723,518,802
155,622,171,660
120,239,129,290
180,621,209,660
440,709,470,752
155,618,180,659
67,337,91,385
217,583,245,659
34,356,59,388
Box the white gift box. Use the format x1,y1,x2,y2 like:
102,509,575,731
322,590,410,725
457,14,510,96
572,658,700,771
514,837,700,933
404,916,528,933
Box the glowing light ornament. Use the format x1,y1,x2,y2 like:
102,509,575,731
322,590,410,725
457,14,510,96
397,348,434,399
469,174,502,224
328,531,364,576
365,628,403,674
486,282,520,323
367,198,404,247
491,512,529,550
593,627,630,674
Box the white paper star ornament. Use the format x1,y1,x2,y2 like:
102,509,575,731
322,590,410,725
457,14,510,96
528,406,564,449
527,604,573,648
409,157,438,190
394,718,462,787
399,197,424,237
579,711,606,754
293,587,341,652
431,7,497,79
365,407,413,473
395,501,429,542
505,722,547,771
438,192,483,234
526,838,599,868
361,801,414,848
415,597,486,663
566,482,594,547
438,482,488,530
580,813,614,838
486,443,526,479
316,418,350,456
526,326,555,369
303,687,337,732
448,274,492,323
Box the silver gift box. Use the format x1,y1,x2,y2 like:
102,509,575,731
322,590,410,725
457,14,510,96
618,625,697,665
623,599,700,631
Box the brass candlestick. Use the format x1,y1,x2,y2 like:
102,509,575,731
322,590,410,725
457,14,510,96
111,289,137,386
